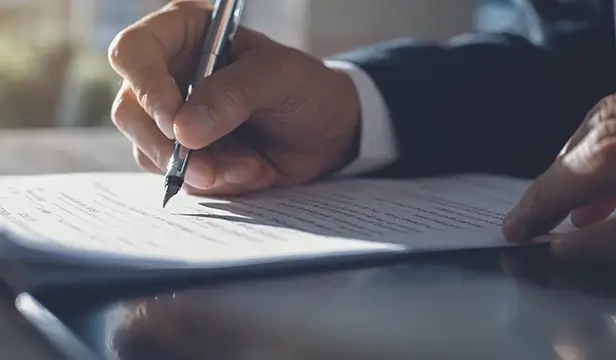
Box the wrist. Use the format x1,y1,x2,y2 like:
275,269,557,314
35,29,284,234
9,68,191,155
322,59,398,177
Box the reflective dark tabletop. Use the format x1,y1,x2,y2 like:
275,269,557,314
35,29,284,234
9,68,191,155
22,246,616,360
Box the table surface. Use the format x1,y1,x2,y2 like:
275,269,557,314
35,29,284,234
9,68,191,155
0,128,138,360
0,128,138,175
29,248,616,360
4,128,616,360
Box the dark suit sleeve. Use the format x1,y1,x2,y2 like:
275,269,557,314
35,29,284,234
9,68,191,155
332,2,616,179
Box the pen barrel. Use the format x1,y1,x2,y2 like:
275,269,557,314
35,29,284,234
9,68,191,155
166,143,191,177
202,0,243,59
187,52,218,100
164,0,245,187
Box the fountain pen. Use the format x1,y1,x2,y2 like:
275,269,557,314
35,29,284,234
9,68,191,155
163,0,245,208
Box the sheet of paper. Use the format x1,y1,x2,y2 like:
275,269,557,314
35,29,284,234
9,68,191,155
0,172,556,268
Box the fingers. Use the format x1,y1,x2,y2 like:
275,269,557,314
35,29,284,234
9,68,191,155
559,96,609,155
503,118,616,242
108,1,209,138
108,1,295,196
502,159,586,243
108,0,270,145
112,82,174,168
184,137,277,196
173,36,284,150
502,94,616,243
570,193,616,227
550,217,616,264
112,81,276,194
112,81,217,189
133,145,162,174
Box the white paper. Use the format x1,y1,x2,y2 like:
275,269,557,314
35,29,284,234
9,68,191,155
0,172,546,268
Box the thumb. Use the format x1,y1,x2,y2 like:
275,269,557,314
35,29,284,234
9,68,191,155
173,46,286,150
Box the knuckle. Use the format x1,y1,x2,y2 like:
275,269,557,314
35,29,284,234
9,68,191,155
108,28,141,71
133,147,156,172
132,77,175,117
593,137,616,171
589,94,616,127
133,145,165,174
579,120,616,178
134,87,153,114
133,146,147,167
605,93,616,106
152,146,168,170
594,119,616,144
597,94,616,111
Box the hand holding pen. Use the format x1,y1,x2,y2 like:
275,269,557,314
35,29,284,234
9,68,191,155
108,0,362,202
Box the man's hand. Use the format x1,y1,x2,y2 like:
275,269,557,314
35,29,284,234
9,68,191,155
108,0,360,196
503,94,616,263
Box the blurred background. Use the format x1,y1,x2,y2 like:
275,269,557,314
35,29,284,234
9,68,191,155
0,0,516,130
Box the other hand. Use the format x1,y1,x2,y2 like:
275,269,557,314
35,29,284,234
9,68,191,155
108,0,360,196
503,94,616,264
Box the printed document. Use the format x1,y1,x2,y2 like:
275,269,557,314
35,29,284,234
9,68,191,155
0,173,559,268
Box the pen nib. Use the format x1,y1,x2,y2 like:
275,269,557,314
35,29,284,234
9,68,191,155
162,184,181,208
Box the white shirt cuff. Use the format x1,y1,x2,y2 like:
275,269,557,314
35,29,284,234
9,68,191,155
323,60,398,176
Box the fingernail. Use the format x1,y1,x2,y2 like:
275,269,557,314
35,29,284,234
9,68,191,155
153,108,176,139
224,163,255,184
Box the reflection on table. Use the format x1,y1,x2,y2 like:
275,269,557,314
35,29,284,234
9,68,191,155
42,247,616,360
